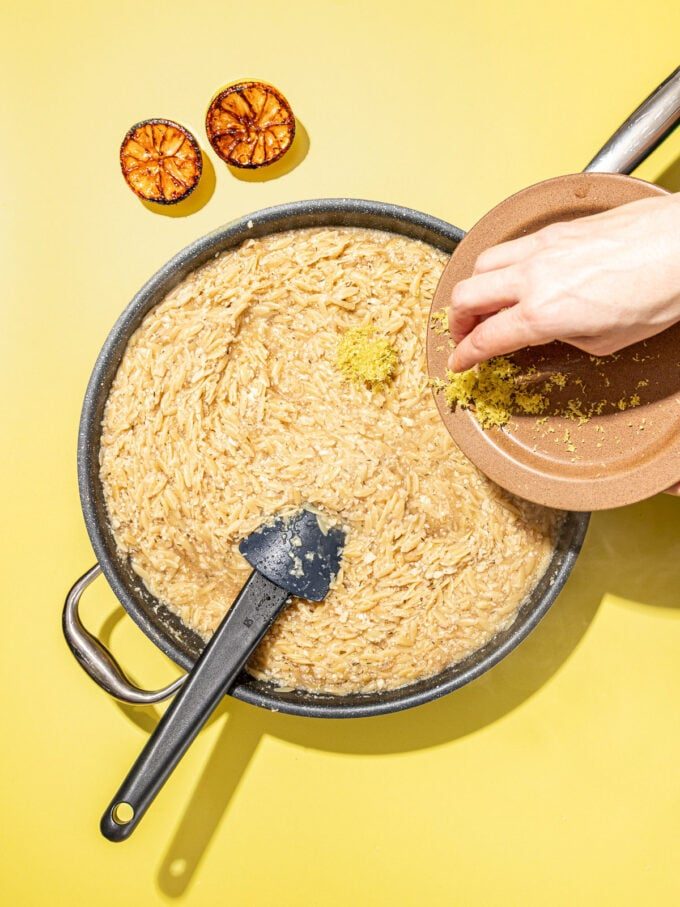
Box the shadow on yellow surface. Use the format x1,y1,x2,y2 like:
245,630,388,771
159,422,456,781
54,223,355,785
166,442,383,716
226,121,310,183
141,154,217,218
656,154,680,193
94,495,679,895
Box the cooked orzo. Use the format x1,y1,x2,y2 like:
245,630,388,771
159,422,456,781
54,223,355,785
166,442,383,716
100,227,560,694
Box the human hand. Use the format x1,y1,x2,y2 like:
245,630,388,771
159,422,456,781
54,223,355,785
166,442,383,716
448,193,680,373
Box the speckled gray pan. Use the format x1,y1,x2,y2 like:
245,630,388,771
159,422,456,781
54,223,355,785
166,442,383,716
74,198,589,718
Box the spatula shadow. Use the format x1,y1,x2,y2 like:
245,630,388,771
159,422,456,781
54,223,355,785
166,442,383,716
136,495,676,896
157,707,261,897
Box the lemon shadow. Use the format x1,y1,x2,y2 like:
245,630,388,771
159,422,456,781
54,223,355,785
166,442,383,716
656,154,680,192
141,153,216,218
226,120,310,183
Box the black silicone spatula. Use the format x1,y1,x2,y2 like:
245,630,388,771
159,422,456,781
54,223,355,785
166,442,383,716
100,508,345,842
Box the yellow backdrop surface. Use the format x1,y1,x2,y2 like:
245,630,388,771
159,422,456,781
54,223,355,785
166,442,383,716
1,1,679,905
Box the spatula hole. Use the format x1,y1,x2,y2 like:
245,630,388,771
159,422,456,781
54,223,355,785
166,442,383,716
169,858,188,878
112,802,135,825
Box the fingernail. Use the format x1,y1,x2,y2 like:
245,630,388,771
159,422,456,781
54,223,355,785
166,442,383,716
448,354,463,373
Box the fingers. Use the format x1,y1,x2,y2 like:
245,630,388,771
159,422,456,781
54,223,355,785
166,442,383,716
472,232,544,274
446,221,571,369
472,219,578,274
664,483,680,496
448,267,522,341
448,304,547,372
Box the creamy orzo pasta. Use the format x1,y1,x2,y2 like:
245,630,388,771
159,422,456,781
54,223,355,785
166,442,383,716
100,228,560,694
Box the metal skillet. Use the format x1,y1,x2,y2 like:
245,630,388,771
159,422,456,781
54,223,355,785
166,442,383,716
64,197,586,720
64,198,586,720
64,70,678,722
427,67,680,511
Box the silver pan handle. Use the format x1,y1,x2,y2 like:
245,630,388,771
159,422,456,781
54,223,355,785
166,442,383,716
63,565,186,704
585,66,680,174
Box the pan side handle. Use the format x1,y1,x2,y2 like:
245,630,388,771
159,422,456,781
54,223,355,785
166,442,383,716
63,565,186,705
585,66,680,174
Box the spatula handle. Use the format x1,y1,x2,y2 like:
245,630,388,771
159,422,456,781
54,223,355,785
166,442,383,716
585,66,680,174
100,571,289,842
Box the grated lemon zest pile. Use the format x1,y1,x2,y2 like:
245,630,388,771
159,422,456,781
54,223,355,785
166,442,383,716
440,357,548,429
337,326,398,387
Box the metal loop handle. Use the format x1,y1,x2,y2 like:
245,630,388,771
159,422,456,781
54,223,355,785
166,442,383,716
585,66,680,174
63,565,186,705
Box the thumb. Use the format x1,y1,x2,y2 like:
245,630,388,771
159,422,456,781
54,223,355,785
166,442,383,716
449,305,545,372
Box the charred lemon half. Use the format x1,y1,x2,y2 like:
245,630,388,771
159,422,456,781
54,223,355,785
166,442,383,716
120,119,203,204
206,81,296,168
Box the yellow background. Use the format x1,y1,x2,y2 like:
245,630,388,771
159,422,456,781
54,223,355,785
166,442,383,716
2,1,679,904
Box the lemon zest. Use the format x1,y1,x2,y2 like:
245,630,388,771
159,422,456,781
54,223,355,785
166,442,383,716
337,326,398,387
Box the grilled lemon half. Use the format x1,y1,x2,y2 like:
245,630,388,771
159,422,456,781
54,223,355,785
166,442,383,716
206,81,296,168
120,119,203,204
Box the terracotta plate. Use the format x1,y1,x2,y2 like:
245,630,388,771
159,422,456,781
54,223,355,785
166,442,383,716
427,173,680,511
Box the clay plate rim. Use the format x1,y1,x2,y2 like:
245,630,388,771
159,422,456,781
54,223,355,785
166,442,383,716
427,173,679,511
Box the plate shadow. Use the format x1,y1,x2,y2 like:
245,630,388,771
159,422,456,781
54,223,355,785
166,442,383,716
656,154,680,193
